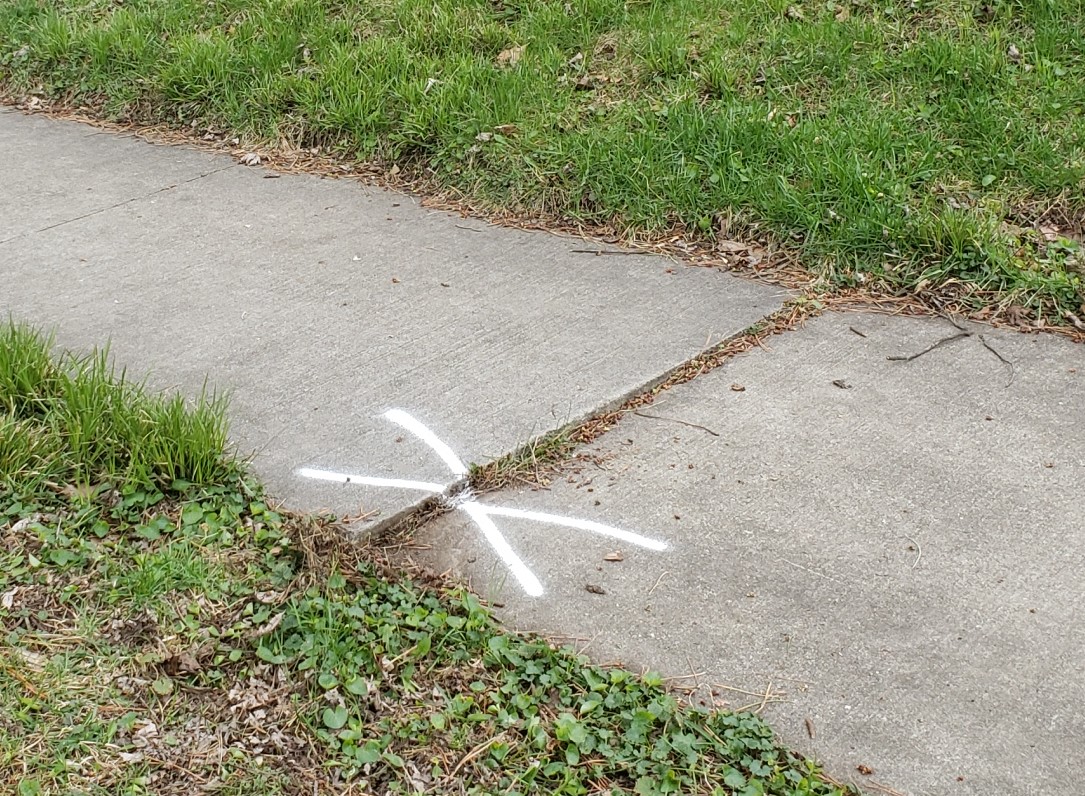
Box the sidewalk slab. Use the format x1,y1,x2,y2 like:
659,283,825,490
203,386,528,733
413,312,1085,796
0,109,225,241
0,109,785,527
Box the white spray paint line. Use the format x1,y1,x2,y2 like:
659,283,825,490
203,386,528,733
461,502,544,597
297,409,668,597
477,505,667,551
384,408,468,477
296,468,445,494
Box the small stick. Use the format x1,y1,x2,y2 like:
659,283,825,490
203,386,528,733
734,695,786,713
713,682,787,699
448,733,505,778
941,313,970,331
866,781,908,796
577,631,603,656
757,679,774,713
0,663,41,697
633,411,720,437
570,249,644,256
805,717,816,739
848,326,868,338
887,331,971,361
647,570,669,596
978,335,1015,387
663,671,708,682
686,654,702,691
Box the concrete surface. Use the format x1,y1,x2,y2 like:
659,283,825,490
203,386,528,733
0,108,784,526
414,312,1085,796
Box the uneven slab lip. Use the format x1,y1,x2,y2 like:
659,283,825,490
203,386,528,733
408,311,1085,796
0,108,790,533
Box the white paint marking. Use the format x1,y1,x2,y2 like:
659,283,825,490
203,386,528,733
297,409,668,597
384,408,468,477
462,502,544,597
478,505,667,551
296,468,444,494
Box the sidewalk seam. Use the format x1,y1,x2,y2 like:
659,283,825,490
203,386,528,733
358,299,813,541
1,162,237,245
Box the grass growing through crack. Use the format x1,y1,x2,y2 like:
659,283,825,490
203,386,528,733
1,0,1083,318
1,324,854,794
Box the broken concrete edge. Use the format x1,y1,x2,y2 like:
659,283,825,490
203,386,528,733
327,292,1082,549
470,300,820,493
8,99,1082,338
342,298,820,549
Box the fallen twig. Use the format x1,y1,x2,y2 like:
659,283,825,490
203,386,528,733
978,335,1015,387
633,410,720,437
447,733,506,779
887,331,971,361
865,780,908,796
663,671,707,682
713,682,789,699
570,249,645,256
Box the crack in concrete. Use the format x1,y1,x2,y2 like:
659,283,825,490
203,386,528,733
0,163,237,245
360,302,804,541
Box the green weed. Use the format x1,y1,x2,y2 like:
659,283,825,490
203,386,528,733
0,320,239,493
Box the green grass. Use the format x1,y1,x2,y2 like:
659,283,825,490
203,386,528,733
0,320,237,494
1,0,1083,317
1,325,852,794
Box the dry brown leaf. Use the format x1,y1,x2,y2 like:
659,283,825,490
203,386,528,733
248,612,284,640
493,123,518,136
716,240,751,253
164,650,202,675
731,383,746,392
1065,312,1085,331
603,551,624,562
585,584,606,594
496,44,525,68
1004,304,1030,326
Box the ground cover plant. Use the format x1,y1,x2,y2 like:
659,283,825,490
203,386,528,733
1,0,1082,319
0,320,852,794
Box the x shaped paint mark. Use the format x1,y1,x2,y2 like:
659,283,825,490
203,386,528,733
298,409,667,597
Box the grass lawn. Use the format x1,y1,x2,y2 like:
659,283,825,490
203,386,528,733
1,0,1082,318
0,320,852,795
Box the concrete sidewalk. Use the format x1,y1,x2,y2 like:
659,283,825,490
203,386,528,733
0,108,783,527
414,312,1084,796
6,108,1084,796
